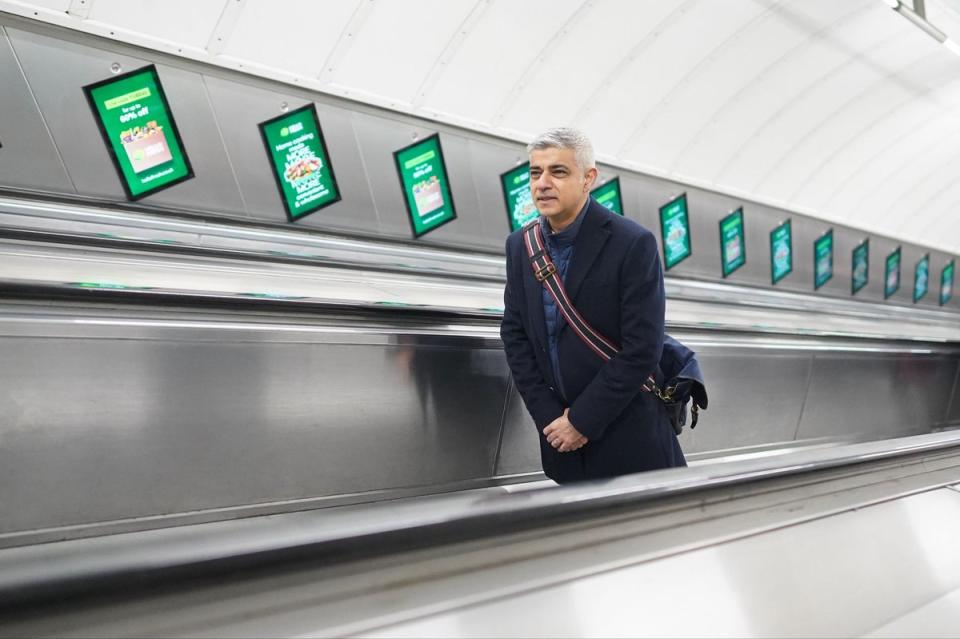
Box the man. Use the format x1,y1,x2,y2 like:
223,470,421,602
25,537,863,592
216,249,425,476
500,127,686,483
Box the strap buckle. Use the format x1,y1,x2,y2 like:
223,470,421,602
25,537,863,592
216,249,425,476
655,384,677,402
534,262,557,282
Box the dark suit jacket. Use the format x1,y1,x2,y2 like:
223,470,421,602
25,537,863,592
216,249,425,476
501,198,685,483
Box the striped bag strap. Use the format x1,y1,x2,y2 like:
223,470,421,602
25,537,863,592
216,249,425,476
523,221,657,393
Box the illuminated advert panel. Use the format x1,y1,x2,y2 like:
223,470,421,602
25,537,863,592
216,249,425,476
813,230,834,290
394,134,457,238
591,177,624,215
913,253,929,303
501,162,537,232
769,220,793,284
83,65,193,200
852,240,869,295
659,193,692,270
259,104,340,222
941,260,955,306
718,208,745,278
884,246,902,299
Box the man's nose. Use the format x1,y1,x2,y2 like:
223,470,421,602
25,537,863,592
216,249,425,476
533,173,551,190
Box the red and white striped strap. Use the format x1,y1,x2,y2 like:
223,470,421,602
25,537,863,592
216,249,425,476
523,220,656,392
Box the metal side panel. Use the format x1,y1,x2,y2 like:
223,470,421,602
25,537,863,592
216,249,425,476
201,74,381,233
678,348,813,453
0,26,74,194
6,28,245,213
351,113,493,250
6,27,154,199
948,361,960,426
348,487,960,638
464,136,526,243
4,433,960,637
493,384,542,477
0,326,510,535
128,63,247,214
797,353,958,440
351,112,435,240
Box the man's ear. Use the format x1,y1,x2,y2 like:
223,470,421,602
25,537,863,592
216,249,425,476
584,167,598,192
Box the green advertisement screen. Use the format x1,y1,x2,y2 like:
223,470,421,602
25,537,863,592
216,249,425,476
884,247,901,299
852,240,869,295
769,220,793,284
394,134,457,238
718,208,745,278
659,193,691,270
814,230,834,290
941,260,955,306
591,177,623,215
258,104,340,222
83,65,193,200
501,162,537,232
913,253,930,303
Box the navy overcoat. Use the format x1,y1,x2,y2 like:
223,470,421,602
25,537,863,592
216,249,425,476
501,198,686,483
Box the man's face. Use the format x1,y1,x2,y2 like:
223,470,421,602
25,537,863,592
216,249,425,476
529,146,597,222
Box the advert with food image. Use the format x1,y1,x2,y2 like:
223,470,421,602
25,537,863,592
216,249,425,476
120,121,173,173
258,104,341,221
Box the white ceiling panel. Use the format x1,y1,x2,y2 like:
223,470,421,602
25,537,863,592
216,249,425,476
794,57,960,210
824,107,953,215
420,0,583,125
220,0,362,79
880,147,960,220
494,0,672,134
761,49,941,199
848,130,960,228
669,1,869,178
633,6,805,172
1,0,67,14
895,173,960,238
578,1,760,160
664,14,815,175
722,37,914,193
324,0,478,107
3,0,960,253
85,0,226,50
927,0,960,37
616,1,777,165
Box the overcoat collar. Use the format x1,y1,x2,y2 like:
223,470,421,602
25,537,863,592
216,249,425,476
564,198,612,301
523,198,612,349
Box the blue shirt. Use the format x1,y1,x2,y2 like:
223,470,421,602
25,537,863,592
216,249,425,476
540,198,591,401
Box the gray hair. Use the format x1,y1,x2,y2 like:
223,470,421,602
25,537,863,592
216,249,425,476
526,127,595,172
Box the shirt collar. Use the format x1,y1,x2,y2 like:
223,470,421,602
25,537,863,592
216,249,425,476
540,198,591,246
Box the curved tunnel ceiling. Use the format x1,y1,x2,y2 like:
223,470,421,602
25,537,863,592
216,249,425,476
2,0,959,254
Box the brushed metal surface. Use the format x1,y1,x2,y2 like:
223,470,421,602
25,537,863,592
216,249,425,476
0,27,74,194
797,354,960,439
4,432,960,637
131,64,247,215
6,234,960,340
0,314,508,535
493,384,541,477
1,299,957,541
202,75,383,234
6,28,155,200
353,487,960,638
678,351,813,454
351,113,439,241
0,15,956,315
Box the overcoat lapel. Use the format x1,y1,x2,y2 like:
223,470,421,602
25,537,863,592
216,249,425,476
565,201,612,302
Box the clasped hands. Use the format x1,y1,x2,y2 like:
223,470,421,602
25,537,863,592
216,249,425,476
543,408,588,453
